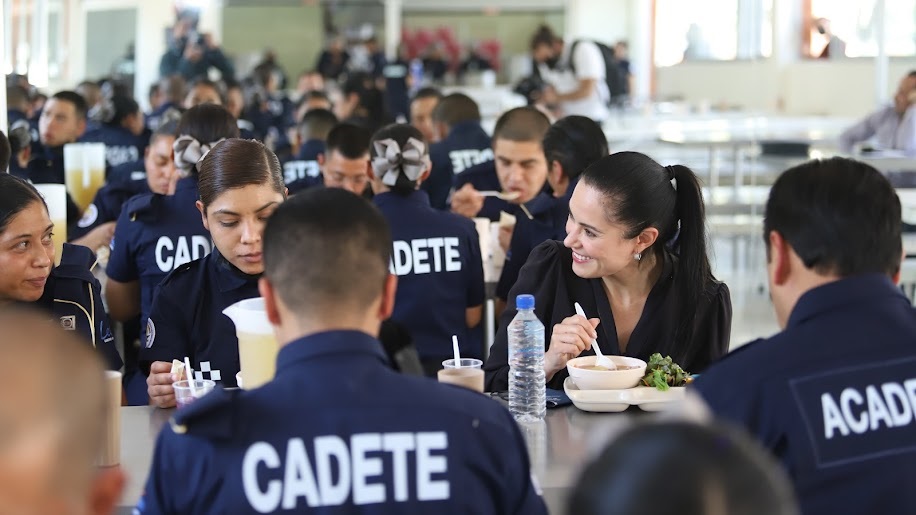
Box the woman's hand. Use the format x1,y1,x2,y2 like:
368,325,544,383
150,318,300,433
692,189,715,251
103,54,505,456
544,315,600,381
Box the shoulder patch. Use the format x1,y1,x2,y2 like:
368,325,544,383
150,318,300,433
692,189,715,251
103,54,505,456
145,318,156,348
77,203,99,228
60,315,76,331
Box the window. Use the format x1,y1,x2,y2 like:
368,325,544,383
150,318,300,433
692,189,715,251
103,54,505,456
654,0,773,67
808,0,916,58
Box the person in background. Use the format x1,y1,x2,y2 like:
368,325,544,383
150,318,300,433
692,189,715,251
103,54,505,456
423,44,450,83
695,158,915,515
144,139,286,404
146,75,185,132
814,18,846,59
496,115,608,309
294,69,325,101
159,13,235,82
292,90,334,131
75,81,102,114
370,123,485,374
81,95,150,170
484,151,732,391
6,85,38,176
363,36,388,79
0,310,125,515
138,187,547,514
614,40,633,99
424,93,493,210
409,87,443,144
0,174,122,370
224,80,257,140
336,72,392,135
284,108,337,194
30,92,48,123
105,104,238,352
838,70,916,156
319,122,372,196
183,78,224,109
255,49,288,90
314,35,350,81
4,121,32,174
569,422,798,515
458,45,493,82
246,63,295,145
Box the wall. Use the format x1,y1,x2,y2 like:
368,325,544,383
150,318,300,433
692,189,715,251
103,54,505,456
221,5,323,80
84,9,136,80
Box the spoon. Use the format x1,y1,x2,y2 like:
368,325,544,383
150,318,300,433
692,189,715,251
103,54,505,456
574,302,616,370
478,190,521,201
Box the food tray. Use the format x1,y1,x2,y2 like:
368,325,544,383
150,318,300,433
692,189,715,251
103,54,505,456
563,377,685,413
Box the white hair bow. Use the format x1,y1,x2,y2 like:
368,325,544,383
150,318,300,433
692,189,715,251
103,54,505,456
371,137,430,187
173,135,226,177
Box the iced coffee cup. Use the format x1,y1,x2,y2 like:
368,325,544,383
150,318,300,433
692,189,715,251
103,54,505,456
438,358,484,392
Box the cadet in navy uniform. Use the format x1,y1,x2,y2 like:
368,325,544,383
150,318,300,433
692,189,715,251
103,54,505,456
71,118,180,241
0,174,121,370
146,75,185,132
283,108,337,194
370,124,485,373
137,188,546,514
484,152,732,391
105,104,238,346
319,122,373,197
143,139,286,403
694,158,916,515
496,116,608,305
80,95,151,170
423,93,493,209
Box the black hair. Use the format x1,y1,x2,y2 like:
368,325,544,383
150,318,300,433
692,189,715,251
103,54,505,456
342,72,389,133
0,131,10,171
6,120,32,155
187,78,225,105
298,108,338,141
432,93,481,126
325,122,371,159
148,82,161,100
530,24,558,51
263,188,392,314
177,103,239,146
150,113,180,144
581,151,712,354
370,123,428,195
6,85,31,111
542,115,609,181
764,157,902,277
0,174,47,233
493,106,551,143
411,87,443,103
198,139,286,208
159,75,187,104
569,422,798,515
101,95,141,127
49,91,89,120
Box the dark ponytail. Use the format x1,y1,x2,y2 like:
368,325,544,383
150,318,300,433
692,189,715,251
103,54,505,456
0,174,47,233
580,152,713,356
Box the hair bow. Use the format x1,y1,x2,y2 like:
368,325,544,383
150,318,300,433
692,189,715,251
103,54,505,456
173,135,226,177
371,137,430,187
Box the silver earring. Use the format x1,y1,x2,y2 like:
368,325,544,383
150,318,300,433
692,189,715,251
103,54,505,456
634,252,642,262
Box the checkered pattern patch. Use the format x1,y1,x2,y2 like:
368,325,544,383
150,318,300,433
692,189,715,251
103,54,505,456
194,361,221,381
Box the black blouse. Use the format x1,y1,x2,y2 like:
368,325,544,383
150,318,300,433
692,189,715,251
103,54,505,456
484,241,732,391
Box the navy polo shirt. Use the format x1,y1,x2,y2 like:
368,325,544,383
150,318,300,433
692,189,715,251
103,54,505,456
70,178,150,240
80,125,151,170
106,177,211,342
146,102,179,132
695,274,916,515
283,139,326,194
374,191,485,361
30,243,122,370
137,330,546,515
140,249,258,387
423,121,493,210
107,159,146,184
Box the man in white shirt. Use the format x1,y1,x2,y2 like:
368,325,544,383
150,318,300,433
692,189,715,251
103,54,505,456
839,70,916,155
530,27,610,123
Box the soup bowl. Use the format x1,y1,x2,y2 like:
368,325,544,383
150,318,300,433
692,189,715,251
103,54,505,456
566,355,647,390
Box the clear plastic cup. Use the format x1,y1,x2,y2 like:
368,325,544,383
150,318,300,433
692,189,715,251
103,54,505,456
173,379,216,409
441,358,483,369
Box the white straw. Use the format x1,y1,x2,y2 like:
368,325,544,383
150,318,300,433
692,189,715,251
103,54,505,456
184,357,197,396
452,335,461,368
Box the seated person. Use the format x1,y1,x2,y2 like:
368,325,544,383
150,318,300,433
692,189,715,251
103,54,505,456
0,174,121,370
138,188,547,514
839,70,916,155
484,152,732,391
143,139,286,404
0,310,125,514
318,122,372,197
695,157,916,515
183,78,224,109
451,106,554,223
496,115,608,306
80,95,151,170
423,93,493,210
284,108,337,194
224,79,257,140
409,87,443,144
370,123,485,374
146,75,185,132
569,421,798,515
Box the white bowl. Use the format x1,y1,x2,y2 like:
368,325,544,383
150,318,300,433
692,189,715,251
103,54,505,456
566,355,647,390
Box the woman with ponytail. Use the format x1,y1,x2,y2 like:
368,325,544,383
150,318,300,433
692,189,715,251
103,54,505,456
484,151,732,391
81,94,150,170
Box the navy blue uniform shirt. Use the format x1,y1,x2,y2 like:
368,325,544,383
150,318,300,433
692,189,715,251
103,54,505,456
374,191,485,362
140,249,259,387
146,102,179,132
424,122,493,210
106,177,211,343
107,158,146,184
495,192,560,300
695,274,916,515
71,178,149,240
29,243,122,370
138,330,546,514
80,125,151,170
453,161,553,222
283,139,325,194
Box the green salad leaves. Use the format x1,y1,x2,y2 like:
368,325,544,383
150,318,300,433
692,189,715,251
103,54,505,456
640,353,690,391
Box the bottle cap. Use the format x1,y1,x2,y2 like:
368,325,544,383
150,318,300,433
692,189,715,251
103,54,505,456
516,294,535,310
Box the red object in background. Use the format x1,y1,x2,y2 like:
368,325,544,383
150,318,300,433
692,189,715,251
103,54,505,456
400,27,502,72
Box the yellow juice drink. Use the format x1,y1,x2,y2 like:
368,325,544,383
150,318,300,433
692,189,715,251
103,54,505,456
237,331,279,389
64,143,106,212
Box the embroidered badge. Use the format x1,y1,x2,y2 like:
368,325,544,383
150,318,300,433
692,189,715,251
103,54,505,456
145,318,156,348
77,203,99,228
60,315,76,331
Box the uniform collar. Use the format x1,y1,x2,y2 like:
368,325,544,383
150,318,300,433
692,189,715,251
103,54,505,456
787,273,907,328
374,189,429,208
447,120,484,136
212,248,259,293
276,330,388,375
174,176,198,192
521,192,555,218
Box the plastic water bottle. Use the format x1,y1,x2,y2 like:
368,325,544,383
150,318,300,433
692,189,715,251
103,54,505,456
509,294,546,421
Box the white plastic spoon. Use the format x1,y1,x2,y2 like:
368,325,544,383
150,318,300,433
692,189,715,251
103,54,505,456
574,303,616,370
478,190,521,201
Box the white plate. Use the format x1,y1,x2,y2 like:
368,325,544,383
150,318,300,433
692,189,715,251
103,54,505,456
563,377,685,412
